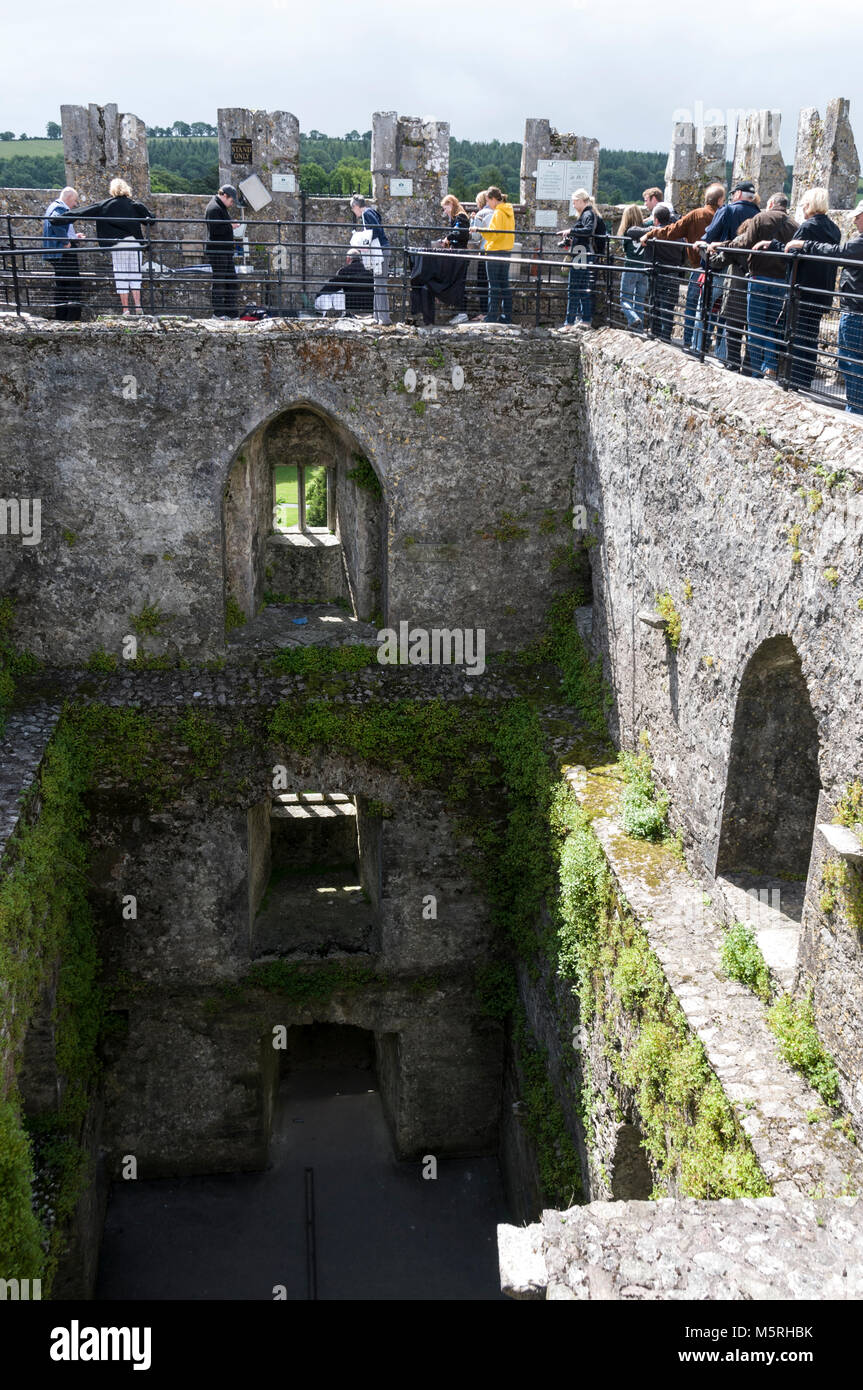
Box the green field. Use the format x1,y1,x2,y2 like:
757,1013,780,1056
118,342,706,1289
0,139,62,157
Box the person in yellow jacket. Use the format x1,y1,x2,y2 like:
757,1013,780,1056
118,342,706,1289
483,186,515,323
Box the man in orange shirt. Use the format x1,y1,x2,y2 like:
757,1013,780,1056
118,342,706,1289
641,182,725,348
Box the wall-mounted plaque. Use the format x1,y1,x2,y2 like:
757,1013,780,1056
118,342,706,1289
565,160,596,199
272,173,297,193
238,174,272,212
535,209,559,229
390,178,413,197
230,138,253,165
535,160,567,201
535,158,596,202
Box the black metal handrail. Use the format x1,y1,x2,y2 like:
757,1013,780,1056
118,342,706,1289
1,215,860,416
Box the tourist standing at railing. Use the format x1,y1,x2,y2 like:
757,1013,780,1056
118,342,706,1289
696,181,760,370
762,188,841,391
645,204,686,340
723,193,798,379
640,182,725,349
349,195,391,325
559,189,602,329
42,187,84,321
482,186,515,324
469,190,493,320
616,205,649,328
782,198,863,412
438,194,470,324
204,184,240,319
642,187,675,224
67,179,155,316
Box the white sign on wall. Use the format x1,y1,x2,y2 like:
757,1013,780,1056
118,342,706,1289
272,173,297,193
535,209,559,229
390,178,414,197
535,158,596,202
238,173,272,211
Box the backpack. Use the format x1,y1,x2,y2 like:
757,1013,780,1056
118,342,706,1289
592,214,609,257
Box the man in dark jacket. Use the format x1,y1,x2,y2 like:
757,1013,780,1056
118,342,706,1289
723,193,798,377
786,199,863,411
697,181,760,370
763,192,842,390
642,204,687,340
43,187,84,320
205,185,239,318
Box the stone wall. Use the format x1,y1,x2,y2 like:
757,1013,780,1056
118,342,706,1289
577,328,863,1127
89,736,502,1175
0,319,578,662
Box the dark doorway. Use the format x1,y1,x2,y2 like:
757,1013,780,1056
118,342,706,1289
715,636,820,989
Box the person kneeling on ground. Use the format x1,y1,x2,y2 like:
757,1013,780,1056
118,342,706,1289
316,248,374,317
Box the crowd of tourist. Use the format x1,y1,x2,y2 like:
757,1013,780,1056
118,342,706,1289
37,172,863,414
610,181,863,412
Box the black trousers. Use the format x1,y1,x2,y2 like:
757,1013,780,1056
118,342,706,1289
475,256,488,315
53,250,82,321
208,253,238,317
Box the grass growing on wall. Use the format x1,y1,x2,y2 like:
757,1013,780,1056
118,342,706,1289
553,794,769,1199
0,597,39,736
0,717,103,1289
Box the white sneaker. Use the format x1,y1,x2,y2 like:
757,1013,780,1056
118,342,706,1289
449,313,469,325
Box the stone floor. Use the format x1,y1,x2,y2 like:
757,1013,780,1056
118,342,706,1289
226,602,378,658
715,872,806,994
96,1062,508,1301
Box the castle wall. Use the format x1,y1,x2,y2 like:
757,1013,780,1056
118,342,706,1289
0,322,579,662
578,328,863,1126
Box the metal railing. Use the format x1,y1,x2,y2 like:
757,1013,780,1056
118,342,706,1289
2,213,861,414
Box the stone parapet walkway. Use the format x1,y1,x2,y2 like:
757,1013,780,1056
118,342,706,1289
579,783,863,1197
500,1196,863,1299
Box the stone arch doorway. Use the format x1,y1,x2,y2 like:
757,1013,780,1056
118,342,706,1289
715,635,821,985
222,406,386,634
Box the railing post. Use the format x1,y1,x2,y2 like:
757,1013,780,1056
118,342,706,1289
779,254,799,392
699,258,711,363
6,215,21,316
146,222,157,316
402,223,409,322
535,230,543,326
646,240,657,337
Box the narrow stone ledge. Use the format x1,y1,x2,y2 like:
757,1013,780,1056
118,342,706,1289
500,1196,863,1299
0,701,63,862
575,788,863,1196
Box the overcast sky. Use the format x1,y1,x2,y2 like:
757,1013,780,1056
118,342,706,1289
5,0,862,161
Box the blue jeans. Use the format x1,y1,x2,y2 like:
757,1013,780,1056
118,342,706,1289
747,277,787,375
485,252,512,322
838,311,863,413
619,267,646,327
683,270,701,347
565,260,592,324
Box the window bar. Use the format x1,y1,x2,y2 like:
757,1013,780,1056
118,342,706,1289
298,466,306,532
326,468,335,533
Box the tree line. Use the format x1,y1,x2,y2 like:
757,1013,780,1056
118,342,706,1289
0,127,671,203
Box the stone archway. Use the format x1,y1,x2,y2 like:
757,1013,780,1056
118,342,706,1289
222,406,386,630
715,635,821,986
717,636,820,882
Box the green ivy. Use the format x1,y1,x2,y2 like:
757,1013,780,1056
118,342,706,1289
721,922,772,1001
